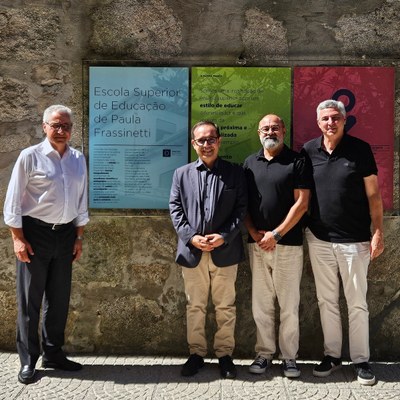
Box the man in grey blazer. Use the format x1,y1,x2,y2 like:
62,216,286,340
169,120,247,379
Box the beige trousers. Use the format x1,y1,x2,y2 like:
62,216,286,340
306,229,371,363
182,252,238,358
249,243,303,360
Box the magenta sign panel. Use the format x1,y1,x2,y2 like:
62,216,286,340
293,66,395,210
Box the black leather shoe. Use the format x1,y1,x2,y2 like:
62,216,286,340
42,356,82,371
218,355,237,379
181,354,204,376
18,365,36,384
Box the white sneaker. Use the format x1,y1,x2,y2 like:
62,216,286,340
249,356,272,374
283,359,301,378
354,362,376,386
313,355,342,377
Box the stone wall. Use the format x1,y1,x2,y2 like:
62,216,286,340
0,0,399,360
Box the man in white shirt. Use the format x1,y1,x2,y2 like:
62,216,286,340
3,105,89,384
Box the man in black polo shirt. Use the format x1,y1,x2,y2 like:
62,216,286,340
302,99,384,386
243,114,311,378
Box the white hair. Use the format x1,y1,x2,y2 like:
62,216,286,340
43,105,72,122
316,100,346,119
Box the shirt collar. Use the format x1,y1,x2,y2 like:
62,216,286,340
195,157,220,171
317,133,349,153
256,144,289,161
42,137,70,157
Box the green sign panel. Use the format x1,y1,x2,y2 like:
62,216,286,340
191,67,292,164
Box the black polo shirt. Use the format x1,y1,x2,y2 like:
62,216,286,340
243,145,312,246
301,133,377,243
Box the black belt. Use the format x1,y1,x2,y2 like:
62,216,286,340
27,217,72,231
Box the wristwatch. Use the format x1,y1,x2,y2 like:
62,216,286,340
271,230,282,242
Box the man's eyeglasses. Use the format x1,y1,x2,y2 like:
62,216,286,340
193,137,219,146
258,125,280,135
45,122,72,131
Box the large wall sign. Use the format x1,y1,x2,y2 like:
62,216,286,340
89,67,189,209
293,66,395,210
191,67,292,164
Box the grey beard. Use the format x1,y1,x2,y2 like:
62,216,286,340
261,137,280,149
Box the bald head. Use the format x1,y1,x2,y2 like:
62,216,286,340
259,114,285,129
258,114,285,154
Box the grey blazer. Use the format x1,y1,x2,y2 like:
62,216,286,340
169,158,247,268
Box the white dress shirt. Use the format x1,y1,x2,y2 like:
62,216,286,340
3,138,89,228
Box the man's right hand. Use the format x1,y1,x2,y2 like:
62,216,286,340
191,234,214,252
11,231,34,263
257,230,277,252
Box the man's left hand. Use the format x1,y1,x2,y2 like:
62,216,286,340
73,239,83,261
204,233,225,249
257,231,276,252
370,231,384,260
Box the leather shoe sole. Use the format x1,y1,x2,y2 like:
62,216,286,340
42,359,82,371
18,365,36,384
220,368,237,379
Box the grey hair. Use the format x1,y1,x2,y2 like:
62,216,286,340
43,105,73,122
316,100,346,119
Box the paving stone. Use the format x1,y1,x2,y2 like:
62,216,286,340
1,353,399,399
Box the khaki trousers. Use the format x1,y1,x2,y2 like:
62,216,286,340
182,252,238,358
306,229,371,363
249,243,303,360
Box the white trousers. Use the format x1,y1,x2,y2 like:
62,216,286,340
249,243,303,360
306,229,371,363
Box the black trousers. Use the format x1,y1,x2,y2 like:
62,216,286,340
16,216,76,366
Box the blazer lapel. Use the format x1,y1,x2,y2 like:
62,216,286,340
189,163,201,206
216,159,225,200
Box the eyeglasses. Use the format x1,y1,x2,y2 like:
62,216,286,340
193,137,219,146
258,125,280,135
45,122,72,131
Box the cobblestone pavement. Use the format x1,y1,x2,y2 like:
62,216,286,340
1,352,399,399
